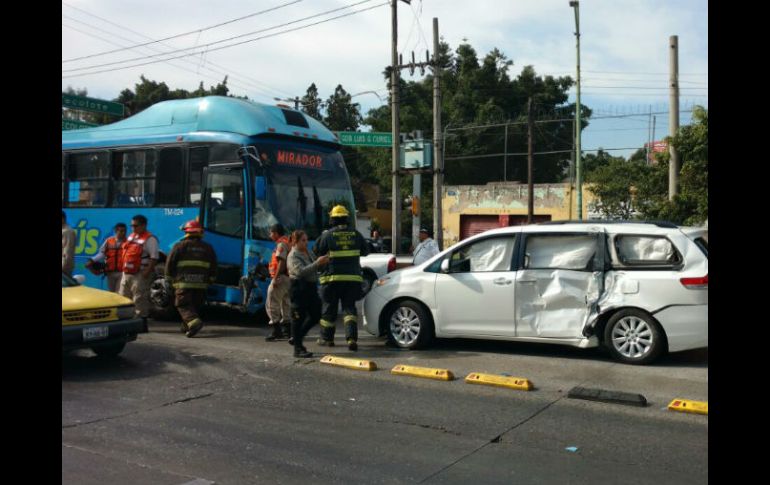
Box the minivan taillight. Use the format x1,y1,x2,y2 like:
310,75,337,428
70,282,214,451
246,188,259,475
387,257,396,273
680,275,708,289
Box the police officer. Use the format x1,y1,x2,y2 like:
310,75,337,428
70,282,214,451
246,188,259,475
314,205,370,350
165,220,217,338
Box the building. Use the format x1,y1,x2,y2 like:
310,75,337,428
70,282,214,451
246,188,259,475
440,182,598,248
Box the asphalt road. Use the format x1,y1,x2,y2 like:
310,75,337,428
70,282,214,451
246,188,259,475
62,309,708,485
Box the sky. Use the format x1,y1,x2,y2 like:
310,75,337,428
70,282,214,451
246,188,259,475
62,0,708,159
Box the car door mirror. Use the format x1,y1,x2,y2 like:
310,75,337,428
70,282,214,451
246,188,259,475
440,258,450,273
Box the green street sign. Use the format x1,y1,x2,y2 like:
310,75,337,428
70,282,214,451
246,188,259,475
62,94,125,117
337,131,392,147
62,119,98,130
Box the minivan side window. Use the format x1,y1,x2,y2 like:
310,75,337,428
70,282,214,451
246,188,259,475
447,236,516,273
524,234,597,271
614,235,682,267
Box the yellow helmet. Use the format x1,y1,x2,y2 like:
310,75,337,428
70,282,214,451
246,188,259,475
329,205,350,218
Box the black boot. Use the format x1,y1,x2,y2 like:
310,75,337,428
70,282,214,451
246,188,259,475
265,324,284,341
282,322,292,339
294,346,313,358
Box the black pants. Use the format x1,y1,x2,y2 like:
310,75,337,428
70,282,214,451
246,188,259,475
175,288,206,323
319,281,362,342
290,279,322,350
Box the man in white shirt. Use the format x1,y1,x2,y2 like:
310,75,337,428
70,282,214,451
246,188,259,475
412,227,440,266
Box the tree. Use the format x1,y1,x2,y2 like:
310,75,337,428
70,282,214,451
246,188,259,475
300,83,323,121
324,85,362,132
114,75,234,116
635,106,708,225
586,156,648,219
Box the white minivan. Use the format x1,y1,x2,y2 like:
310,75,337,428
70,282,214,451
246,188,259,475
362,221,708,365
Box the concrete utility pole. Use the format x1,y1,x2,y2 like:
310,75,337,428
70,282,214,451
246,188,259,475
390,0,402,254
527,98,534,223
432,17,443,250
668,35,680,199
570,0,583,220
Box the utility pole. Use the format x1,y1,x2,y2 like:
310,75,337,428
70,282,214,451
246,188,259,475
432,17,444,250
570,1,583,220
527,98,534,223
503,123,508,182
390,0,403,254
651,115,656,165
668,35,680,199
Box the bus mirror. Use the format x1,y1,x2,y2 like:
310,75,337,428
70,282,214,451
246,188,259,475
238,146,263,167
255,176,267,200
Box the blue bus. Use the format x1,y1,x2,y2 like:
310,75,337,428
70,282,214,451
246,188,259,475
62,96,356,316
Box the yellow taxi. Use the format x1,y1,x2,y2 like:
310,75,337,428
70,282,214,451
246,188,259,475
62,272,145,357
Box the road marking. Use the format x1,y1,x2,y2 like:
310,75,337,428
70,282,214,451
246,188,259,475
667,398,708,415
465,373,533,391
391,364,454,381
180,479,215,485
320,355,377,371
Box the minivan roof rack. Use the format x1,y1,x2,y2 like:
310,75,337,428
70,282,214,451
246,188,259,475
538,220,679,228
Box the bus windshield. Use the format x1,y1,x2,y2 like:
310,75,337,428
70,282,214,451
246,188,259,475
252,141,355,240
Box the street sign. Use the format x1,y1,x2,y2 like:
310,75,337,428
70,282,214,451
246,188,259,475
62,94,125,117
336,131,392,147
400,140,433,169
62,119,98,130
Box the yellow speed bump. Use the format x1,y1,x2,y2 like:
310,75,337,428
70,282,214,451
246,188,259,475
464,373,533,391
391,364,454,381
667,398,708,415
320,355,377,371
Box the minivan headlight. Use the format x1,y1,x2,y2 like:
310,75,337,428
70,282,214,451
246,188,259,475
117,305,136,320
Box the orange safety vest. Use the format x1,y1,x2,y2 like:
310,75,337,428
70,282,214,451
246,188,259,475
103,236,126,273
268,236,291,278
122,231,156,274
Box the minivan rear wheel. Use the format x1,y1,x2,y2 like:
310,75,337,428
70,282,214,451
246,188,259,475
604,309,665,365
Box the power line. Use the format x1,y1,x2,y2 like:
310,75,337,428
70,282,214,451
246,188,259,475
61,4,297,98
63,2,388,80
61,0,304,63
62,22,277,102
62,0,379,74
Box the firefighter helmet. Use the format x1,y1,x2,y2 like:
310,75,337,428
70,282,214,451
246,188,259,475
181,220,204,233
329,205,350,218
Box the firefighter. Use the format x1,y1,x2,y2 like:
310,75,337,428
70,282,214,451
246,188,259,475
314,205,370,350
165,220,217,338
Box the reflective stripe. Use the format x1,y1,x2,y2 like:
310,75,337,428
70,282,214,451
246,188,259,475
173,282,209,289
343,316,357,323
177,260,211,268
319,274,363,284
319,319,335,328
328,250,361,258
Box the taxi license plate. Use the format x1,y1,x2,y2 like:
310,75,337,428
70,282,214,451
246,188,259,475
83,326,109,341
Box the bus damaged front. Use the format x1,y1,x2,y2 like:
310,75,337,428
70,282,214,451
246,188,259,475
204,139,355,314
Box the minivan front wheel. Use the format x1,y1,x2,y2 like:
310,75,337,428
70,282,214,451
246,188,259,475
604,309,665,365
386,300,434,350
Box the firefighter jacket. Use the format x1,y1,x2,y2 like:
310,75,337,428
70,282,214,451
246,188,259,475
122,231,158,274
314,224,370,284
268,236,291,278
165,236,218,290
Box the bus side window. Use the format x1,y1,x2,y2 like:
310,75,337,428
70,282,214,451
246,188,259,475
188,147,208,206
112,149,157,207
66,152,110,207
156,147,183,206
